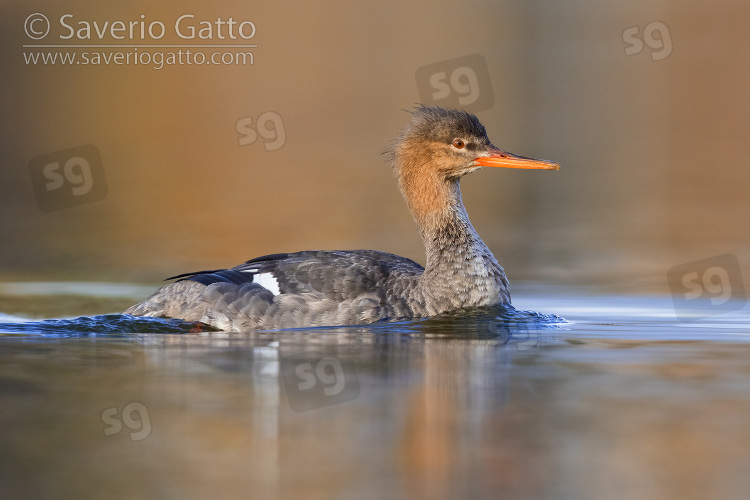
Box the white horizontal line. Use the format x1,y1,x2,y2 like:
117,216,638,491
23,44,257,48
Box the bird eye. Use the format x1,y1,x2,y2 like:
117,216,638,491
452,139,466,149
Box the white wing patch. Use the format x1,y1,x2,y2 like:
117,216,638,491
253,272,281,296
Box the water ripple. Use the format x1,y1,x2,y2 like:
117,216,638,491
0,305,569,339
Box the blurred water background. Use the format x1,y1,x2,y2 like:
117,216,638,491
1,0,748,292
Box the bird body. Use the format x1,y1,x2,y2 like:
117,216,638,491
125,106,559,331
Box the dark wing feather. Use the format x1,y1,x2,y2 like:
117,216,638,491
166,269,226,281
169,269,255,286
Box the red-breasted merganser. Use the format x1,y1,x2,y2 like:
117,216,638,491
126,105,559,331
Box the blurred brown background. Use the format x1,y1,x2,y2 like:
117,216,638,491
1,0,748,293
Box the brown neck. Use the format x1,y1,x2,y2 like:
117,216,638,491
398,164,455,238
397,166,510,310
398,166,496,274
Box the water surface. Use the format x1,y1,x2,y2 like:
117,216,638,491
1,284,749,500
